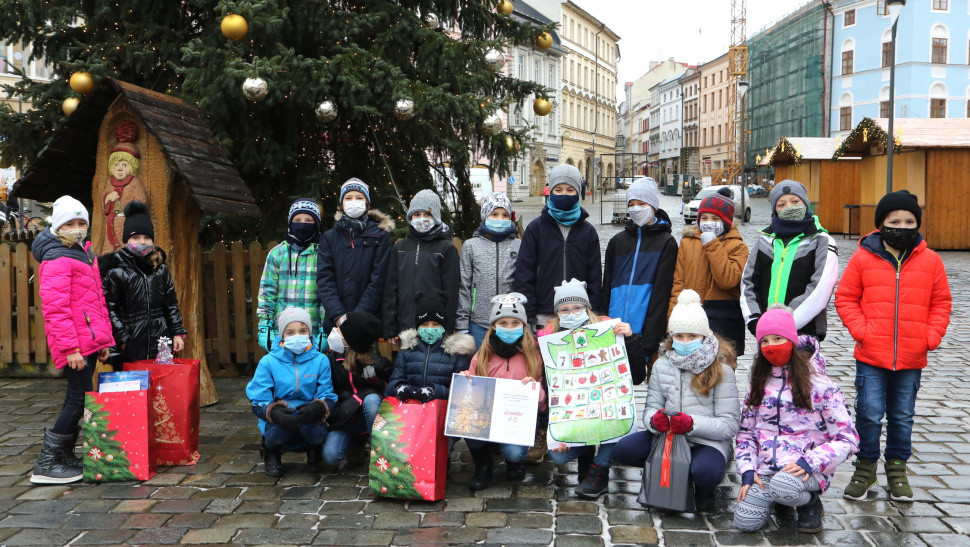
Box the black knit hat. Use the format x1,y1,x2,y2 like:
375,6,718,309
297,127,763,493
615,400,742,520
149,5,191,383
340,312,382,353
414,291,448,326
875,190,921,229
122,201,155,242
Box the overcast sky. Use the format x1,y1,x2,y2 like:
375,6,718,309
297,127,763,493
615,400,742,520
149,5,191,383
568,0,815,100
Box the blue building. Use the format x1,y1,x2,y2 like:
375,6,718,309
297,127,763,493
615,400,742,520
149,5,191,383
831,0,970,137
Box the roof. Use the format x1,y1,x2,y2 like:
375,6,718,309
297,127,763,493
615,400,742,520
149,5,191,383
12,79,259,216
514,1,565,51
563,1,621,42
766,137,838,165
833,117,970,159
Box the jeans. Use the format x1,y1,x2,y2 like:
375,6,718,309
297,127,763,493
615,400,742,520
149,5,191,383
612,430,727,494
465,438,529,463
469,323,490,349
264,422,327,450
322,394,382,464
549,443,615,468
52,354,98,435
734,472,821,532
854,361,921,462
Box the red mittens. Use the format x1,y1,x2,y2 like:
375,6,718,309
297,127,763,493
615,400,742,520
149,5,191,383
651,410,671,432
669,413,694,434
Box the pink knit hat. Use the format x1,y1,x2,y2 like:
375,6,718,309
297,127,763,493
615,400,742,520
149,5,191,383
756,306,798,344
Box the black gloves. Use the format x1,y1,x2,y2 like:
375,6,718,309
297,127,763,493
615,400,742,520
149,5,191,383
269,405,300,430
296,401,328,424
415,386,434,403
396,384,420,401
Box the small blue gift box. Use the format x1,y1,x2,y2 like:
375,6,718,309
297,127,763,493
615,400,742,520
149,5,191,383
98,370,151,393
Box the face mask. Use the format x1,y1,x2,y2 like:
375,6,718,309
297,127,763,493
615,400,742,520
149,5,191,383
61,228,87,244
327,329,345,354
699,221,725,236
410,217,434,233
628,205,655,227
494,325,524,344
418,326,446,345
549,193,579,211
343,200,367,219
672,338,704,356
558,311,589,331
288,222,318,245
761,341,794,367
881,226,919,251
126,242,154,257
484,218,513,232
777,204,807,221
282,334,312,355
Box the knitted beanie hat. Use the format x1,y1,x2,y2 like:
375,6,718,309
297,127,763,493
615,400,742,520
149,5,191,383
407,189,442,223
553,278,591,312
667,290,712,337
277,307,312,334
548,164,583,195
755,305,798,344
288,198,322,226
699,187,735,226
874,190,921,229
627,178,660,211
489,293,528,325
121,201,154,243
480,191,513,220
339,312,382,353
769,180,809,215
414,290,449,326
340,178,371,203
50,195,89,233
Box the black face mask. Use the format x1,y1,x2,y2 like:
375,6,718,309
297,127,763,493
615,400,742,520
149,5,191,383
287,221,319,246
881,226,919,251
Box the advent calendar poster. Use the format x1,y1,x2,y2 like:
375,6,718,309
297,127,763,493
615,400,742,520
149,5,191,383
539,319,635,447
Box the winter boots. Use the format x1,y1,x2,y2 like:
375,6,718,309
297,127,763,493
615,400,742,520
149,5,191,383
469,448,494,491
30,429,83,485
305,445,325,474
796,493,824,533
524,426,547,464
505,460,526,482
885,459,914,501
843,458,877,500
577,449,594,483
260,439,284,478
575,463,609,498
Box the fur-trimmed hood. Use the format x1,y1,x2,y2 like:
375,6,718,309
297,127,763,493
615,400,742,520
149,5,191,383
398,329,476,355
334,209,395,233
98,246,168,275
682,220,740,239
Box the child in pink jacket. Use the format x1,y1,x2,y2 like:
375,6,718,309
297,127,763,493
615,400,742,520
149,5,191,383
30,196,115,485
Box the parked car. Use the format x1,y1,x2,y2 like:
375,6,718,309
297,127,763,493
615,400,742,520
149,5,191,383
683,185,751,224
747,184,768,197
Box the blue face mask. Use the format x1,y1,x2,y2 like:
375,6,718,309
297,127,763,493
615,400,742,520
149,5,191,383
484,218,513,233
418,326,446,345
494,325,524,344
549,193,579,212
282,334,312,354
672,338,704,356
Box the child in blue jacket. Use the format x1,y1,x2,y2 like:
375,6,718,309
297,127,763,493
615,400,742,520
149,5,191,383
247,307,338,477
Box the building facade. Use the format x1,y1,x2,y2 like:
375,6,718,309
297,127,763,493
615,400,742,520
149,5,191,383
831,0,970,137
1,42,51,202
681,69,701,177
656,76,685,179
699,52,731,178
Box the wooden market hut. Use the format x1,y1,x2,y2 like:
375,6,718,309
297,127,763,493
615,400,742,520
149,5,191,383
11,79,260,404
832,117,970,250
762,136,860,234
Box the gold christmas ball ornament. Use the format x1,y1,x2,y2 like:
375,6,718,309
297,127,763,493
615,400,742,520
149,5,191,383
106,454,114,462
496,1,514,15
241,77,268,102
394,98,415,120
481,112,503,136
535,32,553,51
61,97,80,115
422,12,440,29
484,48,506,72
533,97,552,116
391,467,399,475
69,72,95,95
504,135,516,154
514,138,521,151
315,100,338,122
221,14,249,41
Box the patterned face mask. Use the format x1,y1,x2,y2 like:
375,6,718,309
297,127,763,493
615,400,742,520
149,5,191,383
778,204,807,221
60,228,87,244
418,326,446,345
699,221,725,236
127,242,154,257
410,217,434,233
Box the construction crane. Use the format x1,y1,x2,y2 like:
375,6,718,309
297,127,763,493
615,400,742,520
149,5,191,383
714,0,748,204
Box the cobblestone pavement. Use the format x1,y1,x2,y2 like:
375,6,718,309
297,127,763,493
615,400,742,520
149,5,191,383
1,193,968,546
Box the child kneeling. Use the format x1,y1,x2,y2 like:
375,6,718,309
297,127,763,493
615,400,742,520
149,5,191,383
734,307,858,534
247,308,337,477
613,290,740,512
460,294,546,490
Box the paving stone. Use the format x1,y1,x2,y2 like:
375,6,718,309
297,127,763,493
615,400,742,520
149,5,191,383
847,515,896,531
278,499,323,514
165,512,219,529
14,485,71,500
420,511,464,527
661,531,715,546
111,498,157,512
394,526,486,544
443,497,483,512
144,472,186,485
762,529,820,546
63,512,128,530
3,529,79,545
943,518,970,534
234,528,318,544
179,528,237,544
556,514,603,534
892,517,953,533
920,533,970,547
485,527,554,544
313,529,395,545
233,500,282,514
373,511,422,529
151,499,211,513
606,508,655,526
0,512,74,528
556,500,600,515
277,513,321,528
320,513,376,528
714,531,769,546
203,497,241,514
938,503,970,517
321,500,366,513
554,535,607,547
464,511,508,528
128,527,187,545
212,513,278,528
98,485,154,499
7,499,78,514
405,500,445,512
122,512,172,528
608,525,660,544
190,486,242,499
865,531,928,546
660,511,709,530
70,529,136,545
485,497,553,512
814,530,870,546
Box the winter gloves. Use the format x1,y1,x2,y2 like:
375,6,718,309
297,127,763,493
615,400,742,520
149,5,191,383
651,410,671,433
267,401,330,430
395,384,434,403
269,405,300,430
651,410,693,434
296,401,329,424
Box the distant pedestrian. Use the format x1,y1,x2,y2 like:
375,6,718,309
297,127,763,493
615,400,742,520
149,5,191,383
580,178,587,201
542,182,550,206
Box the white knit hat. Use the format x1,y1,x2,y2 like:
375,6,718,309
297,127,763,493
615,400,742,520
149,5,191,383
276,307,312,334
667,290,711,337
50,195,89,233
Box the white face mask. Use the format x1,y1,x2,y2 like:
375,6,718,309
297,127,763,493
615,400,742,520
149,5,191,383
343,200,367,219
628,205,655,227
699,221,725,236
327,328,345,354
410,217,434,233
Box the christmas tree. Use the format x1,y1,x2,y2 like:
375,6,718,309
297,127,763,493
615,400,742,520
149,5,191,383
369,408,421,498
0,1,553,239
156,337,174,365
448,382,491,437
81,395,137,482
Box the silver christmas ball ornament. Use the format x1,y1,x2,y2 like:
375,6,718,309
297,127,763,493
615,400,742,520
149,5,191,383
394,99,415,120
484,49,506,72
481,112,503,136
422,12,440,29
242,77,268,102
315,100,337,122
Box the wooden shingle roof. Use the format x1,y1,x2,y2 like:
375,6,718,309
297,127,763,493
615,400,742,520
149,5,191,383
12,79,259,216
833,117,970,159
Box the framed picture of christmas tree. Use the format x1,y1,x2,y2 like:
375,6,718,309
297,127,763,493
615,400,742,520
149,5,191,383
443,374,540,446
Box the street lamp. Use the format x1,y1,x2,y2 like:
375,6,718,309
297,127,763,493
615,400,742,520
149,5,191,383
737,80,750,223
886,0,905,194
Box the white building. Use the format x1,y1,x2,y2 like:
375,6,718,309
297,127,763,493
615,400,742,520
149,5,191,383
657,76,684,177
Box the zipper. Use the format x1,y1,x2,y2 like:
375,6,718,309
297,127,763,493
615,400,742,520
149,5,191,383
562,227,568,280
892,253,903,371
294,354,300,392
347,231,355,249
771,368,787,472
414,242,421,266
495,241,500,295
144,272,153,358
422,344,431,386
624,229,642,320
83,311,97,340
772,243,789,304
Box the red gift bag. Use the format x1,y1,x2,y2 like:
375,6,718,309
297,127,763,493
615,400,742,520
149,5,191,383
369,397,448,500
82,390,156,482
124,359,201,466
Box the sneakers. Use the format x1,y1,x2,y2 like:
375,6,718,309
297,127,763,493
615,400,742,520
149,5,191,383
505,460,525,482
575,463,609,498
885,459,914,501
30,429,83,485
795,492,824,533
843,458,877,500
468,448,494,491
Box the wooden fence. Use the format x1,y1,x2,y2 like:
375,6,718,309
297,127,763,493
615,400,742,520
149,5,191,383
0,243,51,376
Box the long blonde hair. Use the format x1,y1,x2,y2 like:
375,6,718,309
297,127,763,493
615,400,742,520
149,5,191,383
474,325,543,380
341,346,375,373
661,334,737,397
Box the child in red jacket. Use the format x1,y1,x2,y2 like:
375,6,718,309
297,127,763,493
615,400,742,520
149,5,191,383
835,190,951,502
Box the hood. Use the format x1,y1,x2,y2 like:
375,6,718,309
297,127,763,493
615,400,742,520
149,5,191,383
625,208,672,235
334,209,395,233
682,220,742,239
859,230,925,262
31,228,91,263
99,246,168,276
398,329,476,356
797,334,826,374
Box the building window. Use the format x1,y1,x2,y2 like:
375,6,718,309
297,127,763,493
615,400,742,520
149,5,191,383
931,98,946,118
842,50,854,75
932,0,948,10
534,60,540,82
932,38,948,63
882,42,893,67
549,63,555,87
876,1,887,15
844,9,855,26
518,55,526,80
840,107,852,130
880,101,890,118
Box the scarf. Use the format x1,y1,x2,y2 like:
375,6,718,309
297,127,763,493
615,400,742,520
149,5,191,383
770,214,815,240
489,331,522,359
665,335,720,376
337,213,367,237
545,203,581,227
410,220,449,242
477,221,517,242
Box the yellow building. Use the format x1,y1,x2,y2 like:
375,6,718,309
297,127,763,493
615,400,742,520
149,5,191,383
698,52,731,180
558,1,620,191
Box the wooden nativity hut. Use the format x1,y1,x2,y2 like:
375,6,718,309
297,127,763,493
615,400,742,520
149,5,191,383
832,117,970,250
11,79,260,404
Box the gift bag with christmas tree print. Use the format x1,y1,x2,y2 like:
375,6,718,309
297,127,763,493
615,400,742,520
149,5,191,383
124,359,200,465
82,390,156,482
369,397,449,500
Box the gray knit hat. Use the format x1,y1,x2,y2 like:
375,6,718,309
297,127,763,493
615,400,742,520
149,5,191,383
407,189,442,222
480,192,513,219
276,307,312,334
627,178,660,211
553,279,591,312
489,293,528,325
548,165,583,195
769,180,810,214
